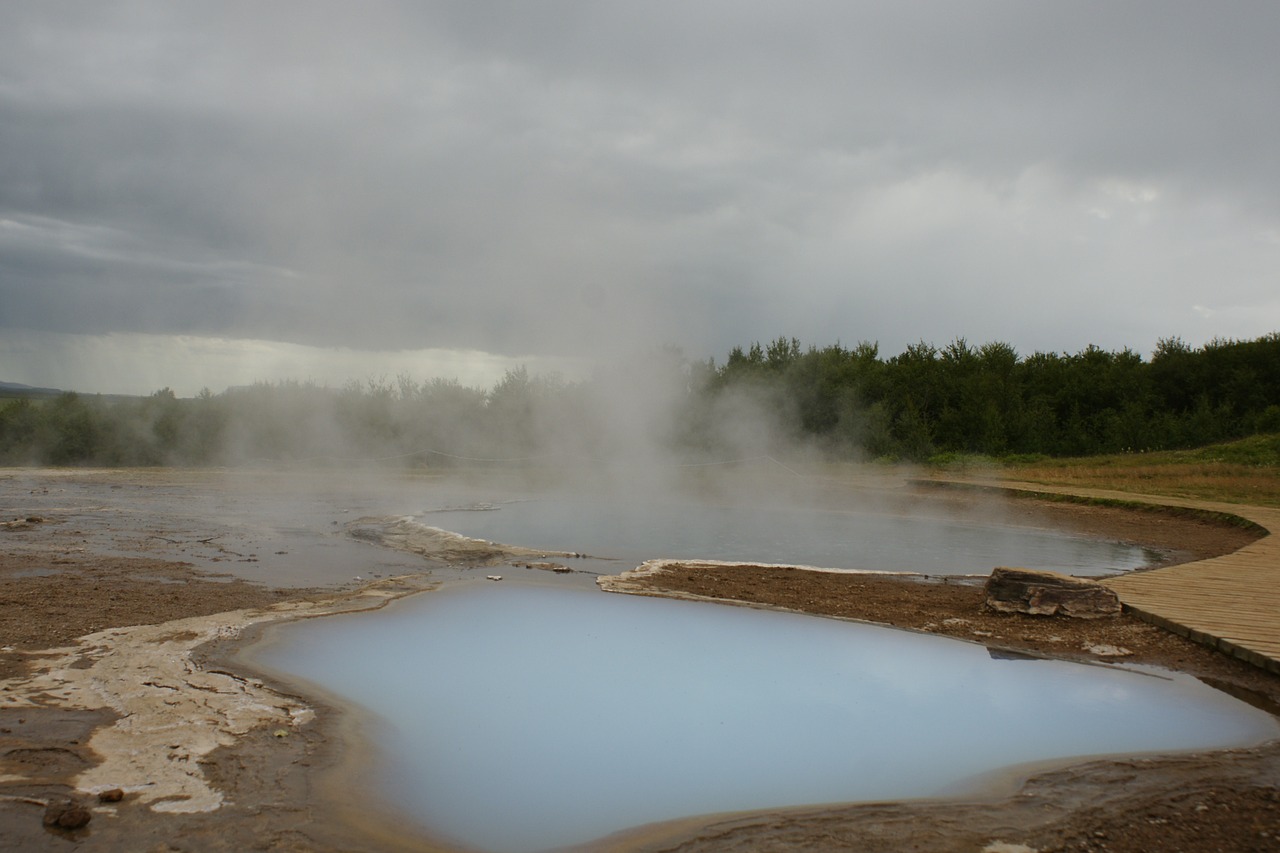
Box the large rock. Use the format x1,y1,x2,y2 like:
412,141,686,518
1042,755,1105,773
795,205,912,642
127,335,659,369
984,567,1121,619
43,798,92,830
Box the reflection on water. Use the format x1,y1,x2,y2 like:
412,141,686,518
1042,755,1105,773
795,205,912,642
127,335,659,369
255,583,1279,853
424,495,1151,576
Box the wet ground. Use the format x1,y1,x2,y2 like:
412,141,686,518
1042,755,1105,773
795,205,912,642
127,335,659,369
0,467,1276,852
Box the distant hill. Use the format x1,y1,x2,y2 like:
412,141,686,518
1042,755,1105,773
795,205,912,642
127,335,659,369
0,381,64,399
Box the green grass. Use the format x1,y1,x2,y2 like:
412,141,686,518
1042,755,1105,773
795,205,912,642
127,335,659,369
984,433,1280,507
1010,433,1280,470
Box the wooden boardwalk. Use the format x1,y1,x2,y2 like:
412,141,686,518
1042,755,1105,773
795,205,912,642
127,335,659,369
998,482,1280,674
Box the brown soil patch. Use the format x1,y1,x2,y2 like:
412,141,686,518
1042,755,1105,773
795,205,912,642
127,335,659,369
0,553,297,680
620,565,1221,669
1007,499,1259,558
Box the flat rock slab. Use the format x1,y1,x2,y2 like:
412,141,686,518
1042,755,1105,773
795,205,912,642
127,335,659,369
985,567,1121,619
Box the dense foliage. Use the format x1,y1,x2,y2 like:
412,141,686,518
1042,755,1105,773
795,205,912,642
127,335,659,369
1,333,1277,466
693,333,1280,460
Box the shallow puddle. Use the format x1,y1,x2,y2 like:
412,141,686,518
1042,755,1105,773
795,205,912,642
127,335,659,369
252,582,1279,853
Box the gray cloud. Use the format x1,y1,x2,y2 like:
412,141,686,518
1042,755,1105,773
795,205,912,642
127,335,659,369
3,0,1279,392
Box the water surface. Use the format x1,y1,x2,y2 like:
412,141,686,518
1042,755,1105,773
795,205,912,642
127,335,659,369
425,493,1151,575
10,470,1153,583
254,582,1278,853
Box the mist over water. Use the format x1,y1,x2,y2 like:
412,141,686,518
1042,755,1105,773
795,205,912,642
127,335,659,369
255,583,1280,853
10,461,1149,591
420,488,1151,575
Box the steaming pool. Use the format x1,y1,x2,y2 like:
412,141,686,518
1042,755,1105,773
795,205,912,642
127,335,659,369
14,468,1275,850
419,491,1156,576
253,583,1280,853
199,474,1269,851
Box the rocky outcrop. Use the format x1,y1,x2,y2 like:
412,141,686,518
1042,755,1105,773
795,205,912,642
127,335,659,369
984,567,1121,619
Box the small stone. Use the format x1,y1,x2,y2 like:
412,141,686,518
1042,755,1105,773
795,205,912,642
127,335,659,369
1084,644,1133,657
98,788,125,803
982,843,1038,853
43,799,92,829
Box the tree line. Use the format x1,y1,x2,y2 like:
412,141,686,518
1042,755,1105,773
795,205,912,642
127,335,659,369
1,333,1277,467
0,370,595,467
690,333,1280,460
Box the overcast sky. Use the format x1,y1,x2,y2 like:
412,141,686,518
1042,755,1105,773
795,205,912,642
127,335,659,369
3,1,1279,395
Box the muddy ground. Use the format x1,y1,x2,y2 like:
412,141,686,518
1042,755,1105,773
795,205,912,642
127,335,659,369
1,472,1278,852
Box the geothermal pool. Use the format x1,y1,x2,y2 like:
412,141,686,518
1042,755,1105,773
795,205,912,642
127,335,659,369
420,492,1153,575
253,582,1280,853
11,469,1155,585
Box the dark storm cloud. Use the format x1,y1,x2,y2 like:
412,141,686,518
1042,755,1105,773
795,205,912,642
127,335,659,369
2,0,1278,376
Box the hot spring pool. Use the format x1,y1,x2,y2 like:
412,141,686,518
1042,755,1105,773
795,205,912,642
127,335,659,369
419,493,1154,576
251,582,1279,853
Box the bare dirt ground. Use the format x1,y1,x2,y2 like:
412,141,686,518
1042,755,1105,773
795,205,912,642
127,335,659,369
1,473,1278,852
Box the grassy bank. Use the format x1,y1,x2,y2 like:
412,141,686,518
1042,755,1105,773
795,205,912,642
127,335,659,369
931,434,1280,507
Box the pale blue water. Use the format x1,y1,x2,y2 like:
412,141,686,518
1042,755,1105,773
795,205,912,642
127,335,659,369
254,583,1279,853
423,496,1152,575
